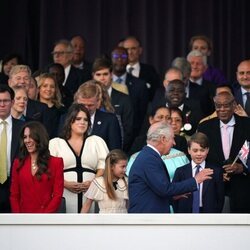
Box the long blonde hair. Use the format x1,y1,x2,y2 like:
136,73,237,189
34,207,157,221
104,149,127,200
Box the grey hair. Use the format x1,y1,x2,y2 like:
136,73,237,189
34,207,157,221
147,123,172,143
171,57,192,79
9,64,32,78
187,50,207,66
54,39,73,53
165,67,184,80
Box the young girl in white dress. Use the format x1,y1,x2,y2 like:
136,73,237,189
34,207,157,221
81,149,128,213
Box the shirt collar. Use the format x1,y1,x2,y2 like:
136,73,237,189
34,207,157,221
147,144,161,156
220,116,236,128
241,87,249,95
191,160,205,170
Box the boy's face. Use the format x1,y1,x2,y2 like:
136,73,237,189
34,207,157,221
188,142,209,165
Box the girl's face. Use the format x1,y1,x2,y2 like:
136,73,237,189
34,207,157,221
171,111,183,135
71,111,89,136
13,89,28,113
23,127,37,154
39,78,56,101
111,160,127,179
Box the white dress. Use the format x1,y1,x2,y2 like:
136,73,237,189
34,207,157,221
49,135,109,213
84,176,128,213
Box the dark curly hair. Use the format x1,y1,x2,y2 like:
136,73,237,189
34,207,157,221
60,103,91,140
18,121,50,180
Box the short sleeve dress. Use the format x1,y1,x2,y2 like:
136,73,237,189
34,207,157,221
49,135,109,213
84,176,128,213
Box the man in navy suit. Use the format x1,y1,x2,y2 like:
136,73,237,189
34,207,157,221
92,56,134,152
111,47,149,136
128,122,214,213
123,36,161,101
74,80,122,150
234,59,250,116
173,132,224,213
0,85,24,212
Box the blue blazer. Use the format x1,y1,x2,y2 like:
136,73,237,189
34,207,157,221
91,109,122,150
128,146,197,213
172,163,224,213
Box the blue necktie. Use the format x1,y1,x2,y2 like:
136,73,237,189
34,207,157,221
192,165,201,213
116,77,123,84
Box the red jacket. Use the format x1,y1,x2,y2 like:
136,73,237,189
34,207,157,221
10,156,64,213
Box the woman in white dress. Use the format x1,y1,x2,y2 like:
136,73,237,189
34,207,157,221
81,149,128,213
49,103,109,213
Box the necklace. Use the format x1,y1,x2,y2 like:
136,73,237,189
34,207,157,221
31,160,37,170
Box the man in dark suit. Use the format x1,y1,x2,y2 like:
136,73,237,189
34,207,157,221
151,79,204,135
173,132,224,213
128,122,213,213
52,39,86,96
198,91,250,213
123,36,161,101
0,85,24,212
74,80,122,150
92,57,134,152
111,47,149,136
234,59,250,116
70,35,92,79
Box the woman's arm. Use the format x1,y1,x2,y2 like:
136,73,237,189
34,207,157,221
81,198,94,213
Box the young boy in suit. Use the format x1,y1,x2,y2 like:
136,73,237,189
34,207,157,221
173,132,224,213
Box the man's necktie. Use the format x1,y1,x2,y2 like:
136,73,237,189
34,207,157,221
115,78,123,84
221,124,230,160
192,165,201,213
244,92,250,116
128,67,134,75
0,120,7,184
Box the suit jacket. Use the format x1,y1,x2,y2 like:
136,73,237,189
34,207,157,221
10,156,64,213
125,73,149,136
91,109,122,150
197,115,250,212
0,117,24,213
111,88,134,151
64,65,84,95
173,163,224,213
128,146,197,213
151,90,204,135
139,63,161,101
26,99,51,132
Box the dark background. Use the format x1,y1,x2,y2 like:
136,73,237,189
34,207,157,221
0,0,249,83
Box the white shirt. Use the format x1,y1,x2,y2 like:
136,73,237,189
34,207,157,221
191,160,205,207
112,73,127,85
147,144,161,157
126,62,140,77
241,87,250,107
62,65,71,86
0,115,12,176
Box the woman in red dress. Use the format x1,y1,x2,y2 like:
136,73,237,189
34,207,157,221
10,121,64,213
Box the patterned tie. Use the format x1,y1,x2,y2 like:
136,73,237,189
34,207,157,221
0,120,8,184
115,77,123,84
221,124,230,160
192,165,201,213
244,92,250,116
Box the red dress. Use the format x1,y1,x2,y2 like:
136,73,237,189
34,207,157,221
10,156,64,213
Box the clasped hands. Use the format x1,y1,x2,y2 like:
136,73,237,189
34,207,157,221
64,180,92,193
223,162,244,181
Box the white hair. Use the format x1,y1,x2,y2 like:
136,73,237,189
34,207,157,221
187,50,207,66
147,122,172,143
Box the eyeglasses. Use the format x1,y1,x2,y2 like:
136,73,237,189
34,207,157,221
214,101,234,109
51,51,71,56
0,99,12,105
112,54,128,59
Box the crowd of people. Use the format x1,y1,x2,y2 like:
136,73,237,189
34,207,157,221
0,34,250,213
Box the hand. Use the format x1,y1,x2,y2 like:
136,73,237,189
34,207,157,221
223,163,244,175
223,173,231,182
194,168,213,184
173,193,191,200
81,181,92,192
64,181,82,193
234,104,248,117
